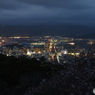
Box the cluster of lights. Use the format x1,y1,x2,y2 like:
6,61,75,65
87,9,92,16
12,36,29,39
68,42,75,45
27,51,41,56
69,52,80,56
31,42,45,45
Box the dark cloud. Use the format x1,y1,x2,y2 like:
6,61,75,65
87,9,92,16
0,0,95,26
0,0,18,9
0,0,27,10
17,0,67,8
0,0,93,10
17,0,94,9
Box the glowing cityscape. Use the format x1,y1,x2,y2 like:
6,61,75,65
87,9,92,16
0,35,95,64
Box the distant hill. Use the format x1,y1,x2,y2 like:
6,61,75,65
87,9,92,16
0,25,95,37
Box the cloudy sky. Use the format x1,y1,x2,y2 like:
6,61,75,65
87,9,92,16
0,0,95,26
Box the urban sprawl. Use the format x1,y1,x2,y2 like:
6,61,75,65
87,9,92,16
0,36,95,64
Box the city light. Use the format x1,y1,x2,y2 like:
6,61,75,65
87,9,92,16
64,50,68,54
27,51,31,56
0,35,94,64
68,42,75,45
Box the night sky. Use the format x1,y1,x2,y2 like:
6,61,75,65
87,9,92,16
0,0,95,26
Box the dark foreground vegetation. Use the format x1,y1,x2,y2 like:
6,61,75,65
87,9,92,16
0,54,63,95
0,54,95,95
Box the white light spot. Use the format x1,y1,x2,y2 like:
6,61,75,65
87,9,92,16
93,88,95,94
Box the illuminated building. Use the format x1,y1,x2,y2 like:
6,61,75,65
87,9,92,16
49,39,57,62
